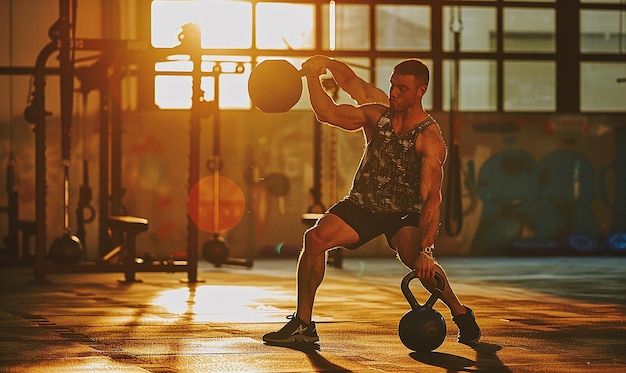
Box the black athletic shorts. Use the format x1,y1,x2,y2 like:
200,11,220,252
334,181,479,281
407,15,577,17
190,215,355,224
327,199,421,250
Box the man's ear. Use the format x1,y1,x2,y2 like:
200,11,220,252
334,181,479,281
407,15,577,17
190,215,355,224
418,85,428,97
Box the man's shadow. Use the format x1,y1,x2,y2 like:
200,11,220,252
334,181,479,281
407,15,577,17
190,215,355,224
410,342,512,373
264,342,353,372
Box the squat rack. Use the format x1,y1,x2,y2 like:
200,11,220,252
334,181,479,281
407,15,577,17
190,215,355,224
0,1,249,283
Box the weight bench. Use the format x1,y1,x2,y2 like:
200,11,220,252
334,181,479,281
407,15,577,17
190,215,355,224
107,216,149,283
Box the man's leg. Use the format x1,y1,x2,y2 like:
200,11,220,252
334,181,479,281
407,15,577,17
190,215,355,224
263,213,358,343
298,213,359,322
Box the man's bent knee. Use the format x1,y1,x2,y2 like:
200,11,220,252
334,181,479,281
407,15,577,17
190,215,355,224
302,214,359,255
303,227,332,256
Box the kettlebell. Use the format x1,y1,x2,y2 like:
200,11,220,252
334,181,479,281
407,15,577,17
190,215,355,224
202,236,229,267
248,59,305,113
398,270,446,352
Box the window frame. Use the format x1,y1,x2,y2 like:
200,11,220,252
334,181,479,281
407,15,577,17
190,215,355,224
148,0,626,114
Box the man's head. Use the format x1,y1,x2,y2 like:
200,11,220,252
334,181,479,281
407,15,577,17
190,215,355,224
389,59,429,111
393,58,430,88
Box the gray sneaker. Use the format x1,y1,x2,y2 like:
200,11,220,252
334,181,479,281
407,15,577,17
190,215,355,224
263,314,319,344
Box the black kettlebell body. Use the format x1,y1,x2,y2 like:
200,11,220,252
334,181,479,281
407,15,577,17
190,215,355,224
48,233,83,265
398,271,446,352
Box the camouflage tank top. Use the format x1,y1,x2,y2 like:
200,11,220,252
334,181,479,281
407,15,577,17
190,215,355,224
347,108,436,213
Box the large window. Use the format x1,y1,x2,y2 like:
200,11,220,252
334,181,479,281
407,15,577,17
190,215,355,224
150,0,626,114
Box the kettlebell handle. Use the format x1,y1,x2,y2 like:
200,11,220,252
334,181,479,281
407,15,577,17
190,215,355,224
401,271,445,310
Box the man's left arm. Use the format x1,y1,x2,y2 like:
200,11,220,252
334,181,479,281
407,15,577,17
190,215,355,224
414,126,448,278
303,56,389,106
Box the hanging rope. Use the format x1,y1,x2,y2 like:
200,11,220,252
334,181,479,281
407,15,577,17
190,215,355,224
7,0,20,181
445,6,464,237
75,92,96,259
7,0,20,189
8,0,14,155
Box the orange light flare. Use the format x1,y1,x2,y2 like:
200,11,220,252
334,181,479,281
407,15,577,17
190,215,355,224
187,175,245,234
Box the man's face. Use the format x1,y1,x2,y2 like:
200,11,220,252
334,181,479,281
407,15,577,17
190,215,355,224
389,73,426,111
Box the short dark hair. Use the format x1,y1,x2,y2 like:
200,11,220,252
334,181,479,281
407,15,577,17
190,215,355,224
393,59,429,87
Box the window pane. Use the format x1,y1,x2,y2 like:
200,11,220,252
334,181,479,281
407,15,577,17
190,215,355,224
199,1,252,49
155,75,192,109
581,62,626,112
443,60,496,111
443,7,496,52
155,57,250,110
504,61,556,112
375,5,430,51
581,10,626,53
152,1,195,48
155,60,193,72
256,3,315,50
322,4,370,51
151,1,252,49
504,8,555,53
376,58,433,110
210,61,252,110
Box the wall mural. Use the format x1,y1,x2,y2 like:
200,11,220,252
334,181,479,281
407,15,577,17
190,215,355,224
469,122,625,256
471,149,539,255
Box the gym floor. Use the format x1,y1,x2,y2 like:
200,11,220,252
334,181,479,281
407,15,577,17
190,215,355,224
1,256,625,372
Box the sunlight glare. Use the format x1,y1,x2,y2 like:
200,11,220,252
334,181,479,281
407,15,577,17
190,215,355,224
197,0,252,49
151,0,251,49
255,3,315,49
155,75,192,109
153,285,292,323
151,1,195,48
329,0,336,51
155,287,191,315
155,60,192,72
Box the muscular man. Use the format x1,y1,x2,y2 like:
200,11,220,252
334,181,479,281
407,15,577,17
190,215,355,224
263,56,480,345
